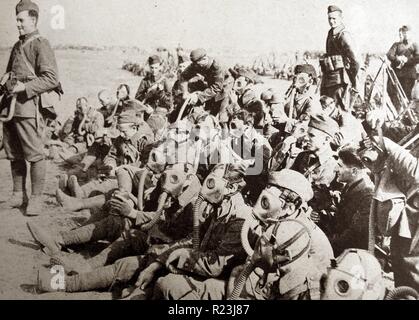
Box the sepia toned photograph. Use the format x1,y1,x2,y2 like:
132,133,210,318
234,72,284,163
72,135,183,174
0,0,418,303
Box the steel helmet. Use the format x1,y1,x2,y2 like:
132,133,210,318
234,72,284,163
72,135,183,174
253,170,313,222
320,249,386,300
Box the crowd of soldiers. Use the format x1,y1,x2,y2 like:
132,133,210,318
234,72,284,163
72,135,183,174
2,1,419,300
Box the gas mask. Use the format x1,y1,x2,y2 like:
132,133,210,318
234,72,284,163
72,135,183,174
147,147,167,174
160,165,188,199
229,120,246,139
358,147,386,174
201,173,230,204
253,187,302,223
320,249,385,300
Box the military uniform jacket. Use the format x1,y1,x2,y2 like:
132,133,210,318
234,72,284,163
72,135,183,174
387,40,419,79
322,25,360,89
331,177,374,256
374,139,419,252
103,122,154,168
180,59,227,103
135,73,171,108
155,193,252,279
6,30,59,118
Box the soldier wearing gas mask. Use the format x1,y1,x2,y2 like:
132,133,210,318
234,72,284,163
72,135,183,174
32,162,201,292
127,163,252,300
228,218,324,300
283,64,322,121
359,133,419,291
228,170,333,300
320,249,386,300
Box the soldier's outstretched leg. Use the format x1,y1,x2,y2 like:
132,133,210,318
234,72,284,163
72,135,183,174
37,256,146,293
153,274,226,300
56,189,106,211
27,215,130,256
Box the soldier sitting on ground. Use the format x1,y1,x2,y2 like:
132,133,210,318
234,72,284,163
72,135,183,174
56,97,105,162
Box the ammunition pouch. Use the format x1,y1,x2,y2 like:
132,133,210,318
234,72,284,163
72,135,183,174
320,55,345,73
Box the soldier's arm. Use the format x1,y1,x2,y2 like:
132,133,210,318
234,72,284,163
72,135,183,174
404,43,419,67
103,139,119,169
197,63,224,104
340,32,360,89
385,137,419,184
172,219,247,278
135,80,148,101
386,43,398,62
25,38,59,99
6,45,18,73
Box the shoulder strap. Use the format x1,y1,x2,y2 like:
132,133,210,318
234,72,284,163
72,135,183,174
18,34,42,77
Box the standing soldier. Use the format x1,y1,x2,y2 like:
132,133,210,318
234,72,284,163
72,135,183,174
320,5,360,112
1,0,61,216
387,25,419,101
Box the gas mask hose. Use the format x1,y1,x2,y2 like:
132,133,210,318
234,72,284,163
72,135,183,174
140,192,168,231
193,193,205,250
385,286,419,300
228,260,256,300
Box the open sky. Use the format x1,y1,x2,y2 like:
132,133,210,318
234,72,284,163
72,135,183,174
0,0,418,54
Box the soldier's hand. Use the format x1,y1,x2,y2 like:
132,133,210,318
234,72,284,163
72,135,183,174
136,262,162,290
188,92,199,105
310,210,321,223
12,81,25,94
108,194,134,217
366,109,385,130
166,248,192,273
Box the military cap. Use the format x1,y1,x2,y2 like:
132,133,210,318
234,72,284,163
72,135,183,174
328,5,342,14
294,64,317,79
148,55,162,65
260,90,274,102
399,25,411,32
235,68,257,83
16,0,39,15
268,169,314,202
190,48,207,62
117,108,140,125
309,114,339,138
